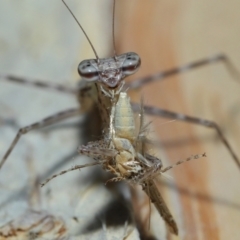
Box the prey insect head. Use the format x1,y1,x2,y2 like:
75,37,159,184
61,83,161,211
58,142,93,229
78,52,141,88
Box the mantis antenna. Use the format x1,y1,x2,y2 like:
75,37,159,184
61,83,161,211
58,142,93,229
62,0,100,61
112,0,117,57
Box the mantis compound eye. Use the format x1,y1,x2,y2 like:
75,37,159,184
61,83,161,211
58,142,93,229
122,52,141,76
78,60,99,81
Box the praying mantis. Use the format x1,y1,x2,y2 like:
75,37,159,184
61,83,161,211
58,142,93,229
0,0,240,240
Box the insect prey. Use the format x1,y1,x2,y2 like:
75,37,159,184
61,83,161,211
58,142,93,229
43,91,206,235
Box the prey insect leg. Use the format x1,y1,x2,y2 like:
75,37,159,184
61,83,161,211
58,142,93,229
126,54,240,90
161,153,207,173
0,107,80,169
40,161,103,187
131,102,240,170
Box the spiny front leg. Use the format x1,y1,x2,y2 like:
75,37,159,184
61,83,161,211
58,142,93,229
78,140,118,160
105,176,125,185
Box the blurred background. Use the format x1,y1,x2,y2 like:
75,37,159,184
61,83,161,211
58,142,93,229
0,0,240,239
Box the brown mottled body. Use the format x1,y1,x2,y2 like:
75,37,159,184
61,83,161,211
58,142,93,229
143,179,178,235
